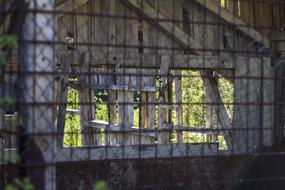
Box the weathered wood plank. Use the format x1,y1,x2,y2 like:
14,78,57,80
106,0,118,146
147,92,156,129
56,143,219,162
140,92,148,129
174,70,183,143
56,0,88,18
193,0,270,47
262,57,274,146
120,0,201,52
89,120,155,145
90,120,156,138
205,71,219,142
233,57,258,153
201,71,232,148
91,84,157,92
78,53,97,146
56,54,70,147
157,55,171,144
163,124,223,135
61,51,235,69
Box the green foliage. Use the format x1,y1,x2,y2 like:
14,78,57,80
0,35,18,49
93,180,111,190
182,70,206,128
0,152,21,165
0,97,15,107
180,71,233,148
218,75,234,119
64,86,81,146
0,35,17,65
94,90,108,122
133,107,139,127
4,178,34,190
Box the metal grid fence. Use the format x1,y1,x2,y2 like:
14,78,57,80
1,0,285,189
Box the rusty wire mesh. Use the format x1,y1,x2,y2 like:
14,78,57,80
1,0,285,189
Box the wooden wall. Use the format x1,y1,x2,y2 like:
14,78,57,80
55,0,276,147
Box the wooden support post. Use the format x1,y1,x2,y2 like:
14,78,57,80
233,57,258,153
147,92,156,129
201,71,232,148
158,55,171,144
205,71,218,142
140,92,148,129
56,54,70,147
78,53,98,146
108,90,117,145
117,90,134,144
233,57,274,152
117,68,135,145
174,70,183,143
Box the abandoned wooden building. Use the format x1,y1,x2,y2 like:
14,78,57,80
1,0,285,189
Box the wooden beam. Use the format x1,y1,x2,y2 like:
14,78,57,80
61,51,235,69
56,54,70,147
201,71,232,147
56,0,88,18
1,143,218,163
163,124,223,135
193,0,270,48
90,120,156,138
174,70,183,142
78,53,97,145
157,55,171,144
120,0,201,53
55,143,219,162
91,84,157,92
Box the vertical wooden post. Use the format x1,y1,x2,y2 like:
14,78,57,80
174,70,183,143
56,54,70,147
140,91,148,129
19,0,56,189
158,55,171,144
78,53,97,146
106,0,117,146
117,68,136,145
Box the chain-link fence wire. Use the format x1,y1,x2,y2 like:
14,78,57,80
1,0,285,189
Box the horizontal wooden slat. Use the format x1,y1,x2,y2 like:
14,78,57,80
91,84,157,92
56,143,219,162
59,51,235,69
163,124,223,135
89,120,157,137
